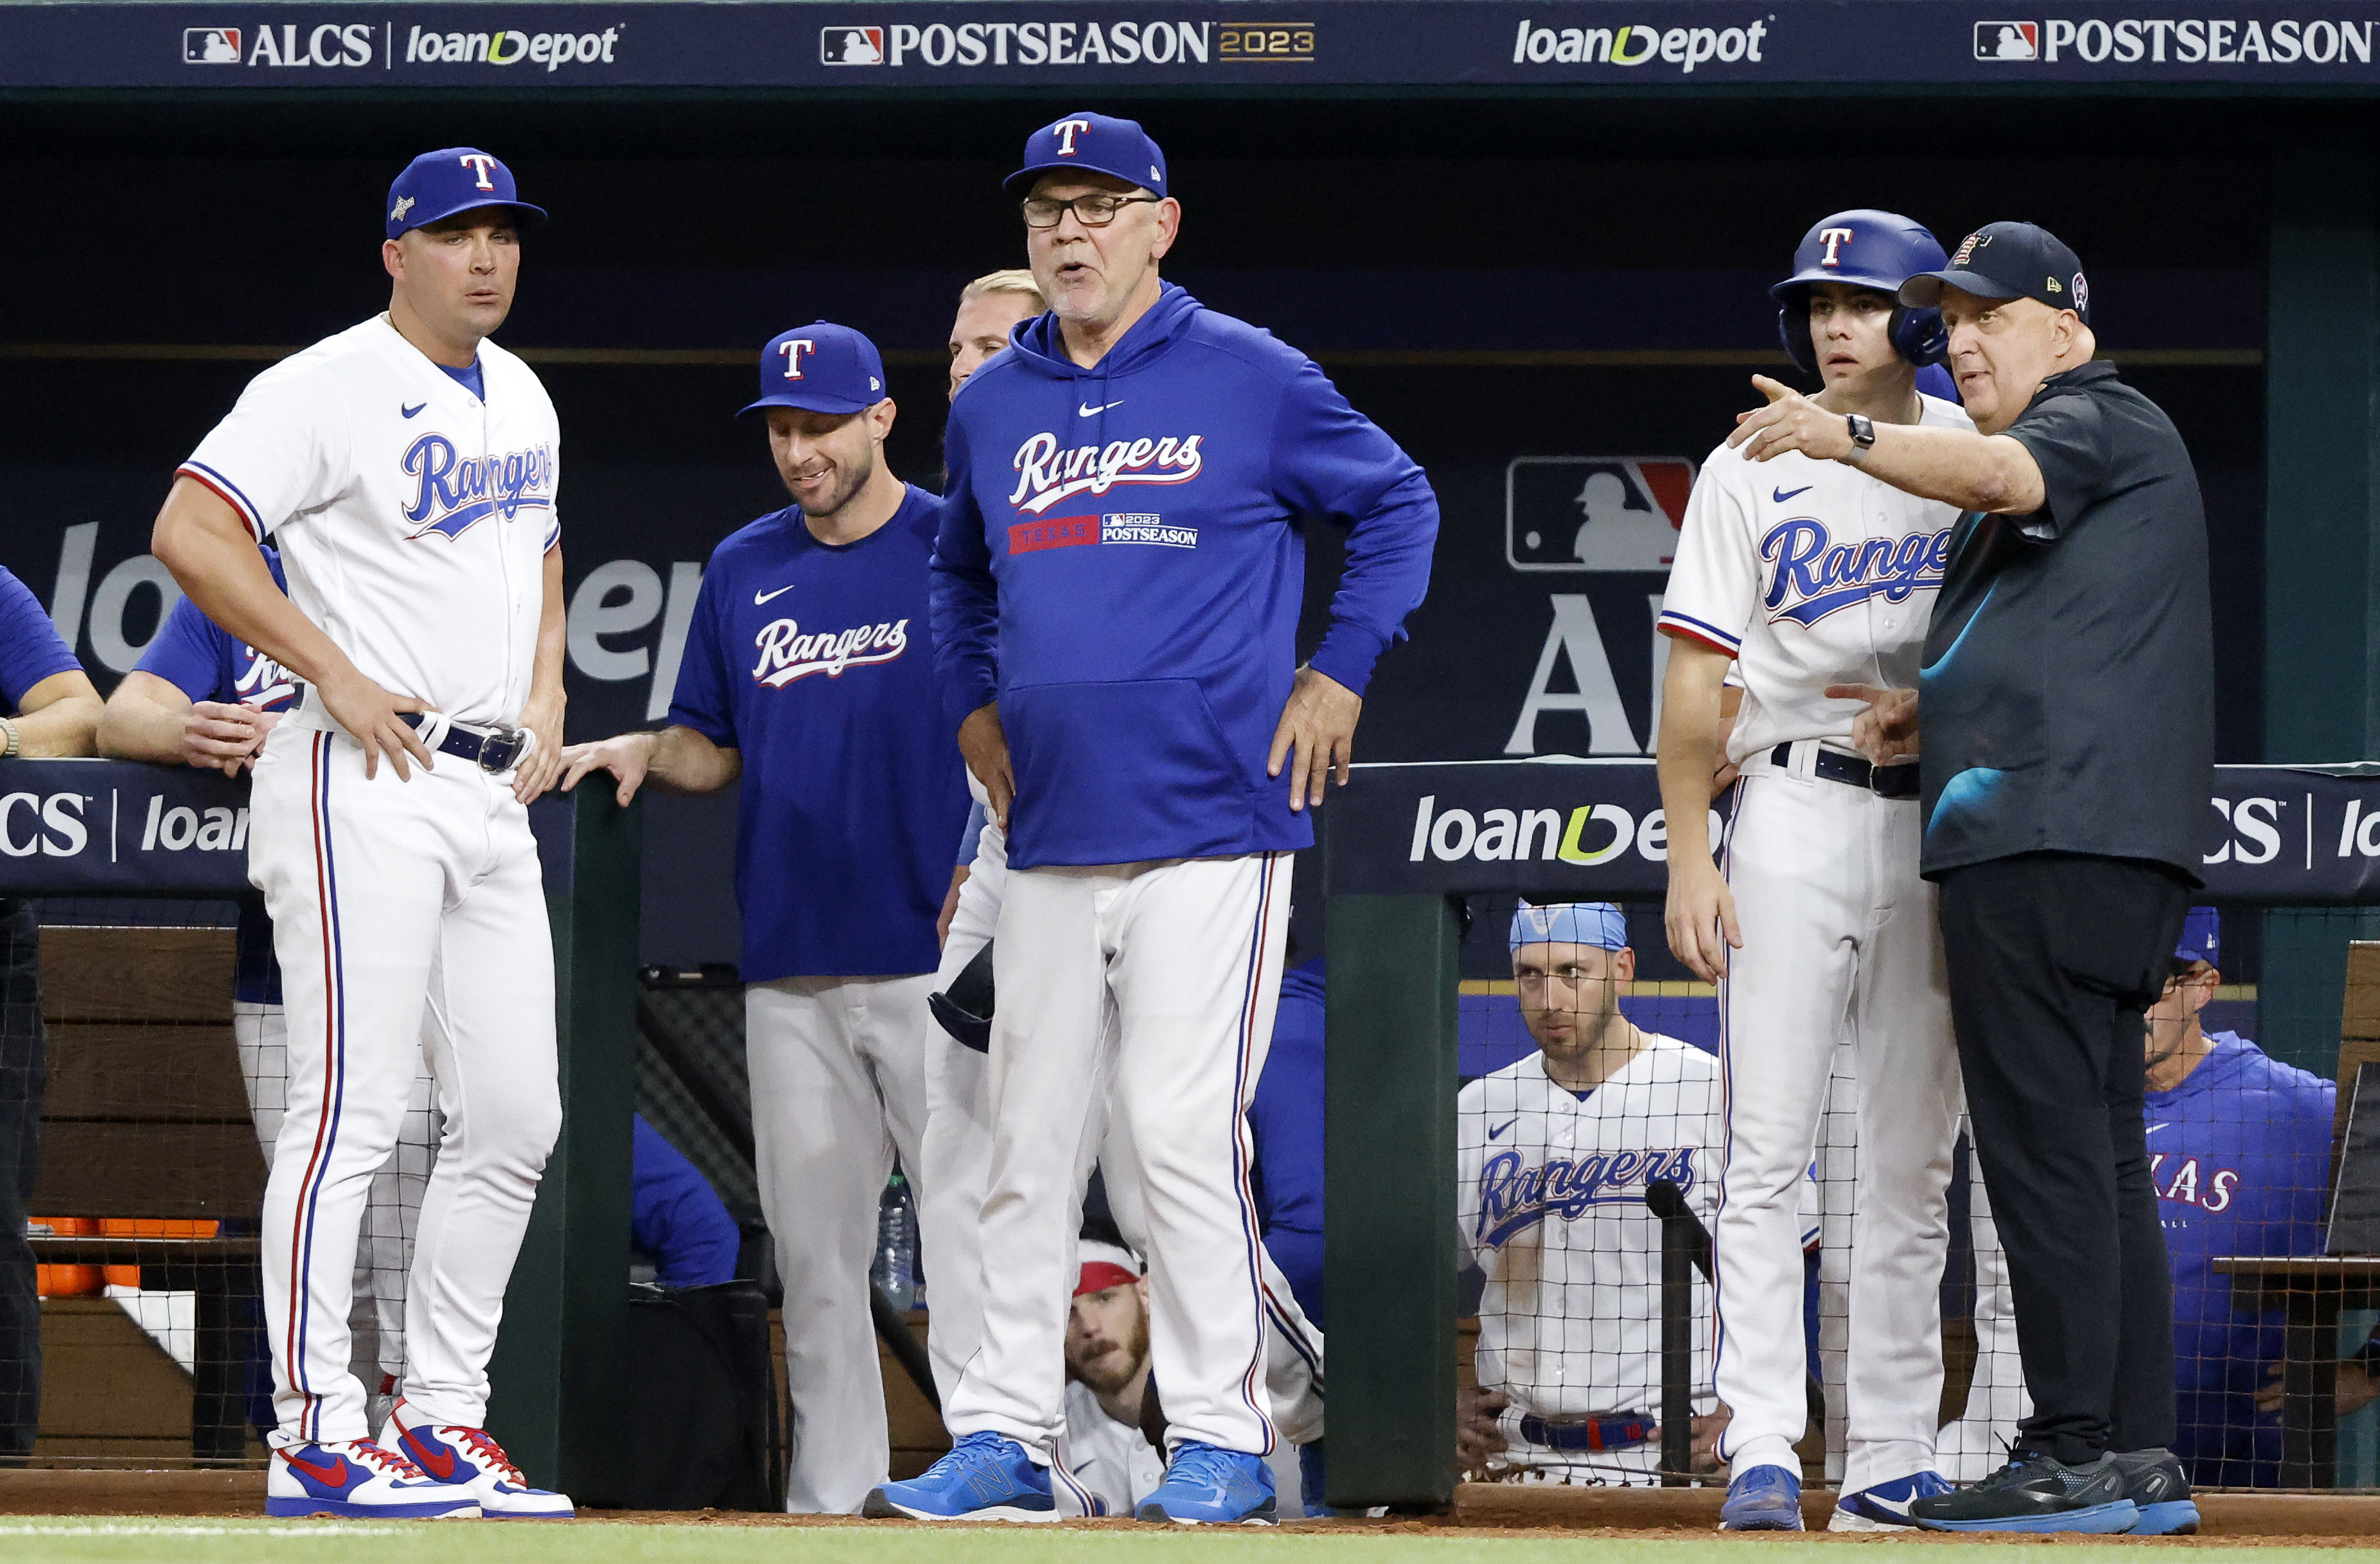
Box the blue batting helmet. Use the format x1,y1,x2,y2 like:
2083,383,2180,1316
1772,210,1950,376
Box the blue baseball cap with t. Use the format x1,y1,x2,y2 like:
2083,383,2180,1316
740,322,886,416
2176,907,2219,967
1004,111,1168,199
385,147,545,241
1510,902,1630,955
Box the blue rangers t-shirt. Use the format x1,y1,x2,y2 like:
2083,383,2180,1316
134,546,300,1005
2149,1031,2335,1485
669,483,969,982
0,565,81,710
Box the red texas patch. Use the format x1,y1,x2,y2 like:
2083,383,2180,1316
1009,515,1100,555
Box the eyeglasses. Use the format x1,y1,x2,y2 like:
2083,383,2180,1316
1020,193,1161,230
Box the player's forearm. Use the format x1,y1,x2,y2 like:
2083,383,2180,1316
527,546,567,714
97,679,195,764
646,725,741,794
1850,424,2046,515
1654,642,1729,868
11,673,102,758
152,478,364,695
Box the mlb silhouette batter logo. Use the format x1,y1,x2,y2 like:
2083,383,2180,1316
820,26,885,64
1973,21,2040,59
1505,457,1694,573
184,27,242,62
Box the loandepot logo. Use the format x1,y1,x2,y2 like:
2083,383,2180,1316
1407,794,1721,867
402,22,624,69
1509,16,1768,71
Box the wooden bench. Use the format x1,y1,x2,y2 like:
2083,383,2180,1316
28,925,265,1462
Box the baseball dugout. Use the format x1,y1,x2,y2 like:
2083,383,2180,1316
1321,756,2380,1507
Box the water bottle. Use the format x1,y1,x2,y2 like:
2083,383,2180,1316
872,1173,918,1311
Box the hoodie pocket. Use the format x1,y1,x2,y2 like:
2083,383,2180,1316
1001,679,1255,865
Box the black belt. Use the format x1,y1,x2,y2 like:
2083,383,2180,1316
1771,743,1918,801
400,713,527,774
1517,1412,1657,1454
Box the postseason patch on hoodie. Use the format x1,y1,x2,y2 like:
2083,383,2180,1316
930,282,1441,871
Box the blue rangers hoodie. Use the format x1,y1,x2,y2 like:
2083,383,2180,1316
932,281,1438,869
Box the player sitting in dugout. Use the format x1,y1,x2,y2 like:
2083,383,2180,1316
1061,1224,1322,1518
2138,910,2337,1487
1456,902,1817,1485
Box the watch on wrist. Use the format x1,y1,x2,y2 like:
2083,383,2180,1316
1,716,19,760
1845,413,1878,452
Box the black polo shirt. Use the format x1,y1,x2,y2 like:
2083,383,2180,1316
1917,361,2214,882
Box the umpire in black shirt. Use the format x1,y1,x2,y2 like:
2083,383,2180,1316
1726,222,2214,1534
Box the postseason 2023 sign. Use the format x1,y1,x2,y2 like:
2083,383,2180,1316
0,3,2376,90
1324,760,2380,903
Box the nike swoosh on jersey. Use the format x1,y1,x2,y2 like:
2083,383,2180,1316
1079,400,1125,417
401,402,427,419
2146,1122,2171,1135
1772,484,1812,502
755,585,796,605
1489,1117,1520,1141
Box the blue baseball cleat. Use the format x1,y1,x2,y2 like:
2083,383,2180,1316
1720,1462,1804,1530
861,1431,1058,1522
1829,1469,1954,1531
265,1439,480,1519
1134,1440,1278,1524
1297,1439,1336,1518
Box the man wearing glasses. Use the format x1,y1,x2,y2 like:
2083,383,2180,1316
871,111,1437,1525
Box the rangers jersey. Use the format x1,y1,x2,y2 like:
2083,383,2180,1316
1059,1380,1165,1517
1459,1036,1817,1437
178,315,560,730
1657,393,1973,763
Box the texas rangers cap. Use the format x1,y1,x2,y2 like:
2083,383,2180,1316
385,147,546,242
740,322,887,416
1076,1240,1143,1298
1004,111,1168,199
1510,902,1629,954
2176,907,2219,966
1899,221,2091,326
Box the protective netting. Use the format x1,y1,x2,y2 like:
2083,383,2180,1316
1452,897,2380,1492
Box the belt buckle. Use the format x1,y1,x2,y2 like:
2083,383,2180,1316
476,726,525,774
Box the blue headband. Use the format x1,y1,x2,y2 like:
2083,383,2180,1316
1510,902,1628,954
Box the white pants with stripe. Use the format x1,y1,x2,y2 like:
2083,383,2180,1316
235,1003,438,1388
745,971,933,1515
1711,743,1964,1494
247,725,560,1446
919,828,1324,1455
944,852,1293,1470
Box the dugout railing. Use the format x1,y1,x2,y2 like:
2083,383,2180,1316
0,758,640,1493
1322,757,2380,1510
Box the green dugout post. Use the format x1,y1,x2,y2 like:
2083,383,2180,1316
2264,140,2380,1078
1323,886,1460,1510
486,786,643,1499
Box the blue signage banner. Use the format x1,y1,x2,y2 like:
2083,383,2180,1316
1325,759,2380,903
0,3,2374,91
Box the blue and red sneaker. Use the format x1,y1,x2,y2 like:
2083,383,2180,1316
266,1438,480,1519
384,1399,574,1520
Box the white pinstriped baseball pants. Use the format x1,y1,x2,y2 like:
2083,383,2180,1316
943,851,1292,1467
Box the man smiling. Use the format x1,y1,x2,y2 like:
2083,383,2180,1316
1730,222,2214,1533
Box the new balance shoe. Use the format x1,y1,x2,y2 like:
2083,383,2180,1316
383,1399,574,1520
1909,1450,2140,1533
2112,1447,2200,1536
1829,1470,1954,1531
862,1432,1059,1521
267,1438,480,1520
1719,1463,1803,1531
1134,1441,1277,1524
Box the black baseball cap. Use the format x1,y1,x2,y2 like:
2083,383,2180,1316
1899,221,2090,325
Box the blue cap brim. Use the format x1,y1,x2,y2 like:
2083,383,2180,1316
397,198,547,237
739,392,875,417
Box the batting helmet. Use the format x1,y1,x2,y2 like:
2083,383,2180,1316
1772,210,1950,375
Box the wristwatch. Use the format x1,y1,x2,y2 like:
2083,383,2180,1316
1844,413,1878,453
0,716,19,760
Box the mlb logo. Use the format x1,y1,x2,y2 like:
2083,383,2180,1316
1974,21,2040,60
820,26,885,65
183,27,242,63
1506,458,1694,573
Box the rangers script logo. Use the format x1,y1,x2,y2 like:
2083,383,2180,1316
401,434,554,540
1009,431,1204,515
1474,1146,1700,1247
1759,519,1952,627
751,616,910,688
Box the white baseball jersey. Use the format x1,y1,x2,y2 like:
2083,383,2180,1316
1061,1380,1165,1518
1657,393,1972,763
1458,1036,1813,1420
179,314,560,729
